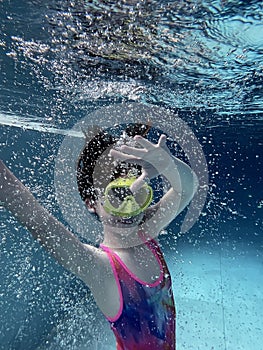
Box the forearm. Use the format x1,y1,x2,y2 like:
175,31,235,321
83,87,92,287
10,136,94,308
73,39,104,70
162,156,199,205
0,160,44,232
0,160,25,209
142,156,198,233
0,160,77,251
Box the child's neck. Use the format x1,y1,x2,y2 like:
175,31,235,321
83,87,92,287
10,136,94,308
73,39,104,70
102,224,144,249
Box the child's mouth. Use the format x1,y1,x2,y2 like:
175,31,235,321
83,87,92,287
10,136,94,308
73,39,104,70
117,217,135,225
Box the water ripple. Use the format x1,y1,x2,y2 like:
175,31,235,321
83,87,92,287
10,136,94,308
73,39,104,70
0,0,263,118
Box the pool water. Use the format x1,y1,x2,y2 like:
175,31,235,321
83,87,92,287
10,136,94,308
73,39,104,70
0,1,262,349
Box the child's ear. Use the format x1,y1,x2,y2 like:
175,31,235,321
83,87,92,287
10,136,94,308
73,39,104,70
85,199,97,214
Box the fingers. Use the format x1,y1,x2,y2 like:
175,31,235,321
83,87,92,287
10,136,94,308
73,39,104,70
110,134,168,162
134,134,167,149
109,149,137,162
157,134,167,147
117,145,147,158
130,170,148,192
133,135,154,149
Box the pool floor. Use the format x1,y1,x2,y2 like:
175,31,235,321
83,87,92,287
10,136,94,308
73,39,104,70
168,240,263,350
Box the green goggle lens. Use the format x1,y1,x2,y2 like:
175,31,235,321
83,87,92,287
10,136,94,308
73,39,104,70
103,177,153,217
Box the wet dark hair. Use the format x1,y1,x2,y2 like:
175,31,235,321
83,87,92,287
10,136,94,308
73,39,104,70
76,123,151,208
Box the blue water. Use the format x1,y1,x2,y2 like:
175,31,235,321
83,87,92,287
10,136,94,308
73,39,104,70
0,1,262,349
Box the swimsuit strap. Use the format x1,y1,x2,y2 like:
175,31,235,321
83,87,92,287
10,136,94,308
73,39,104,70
100,240,164,287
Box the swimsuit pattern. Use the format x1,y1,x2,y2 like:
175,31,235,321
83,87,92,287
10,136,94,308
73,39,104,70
100,240,176,350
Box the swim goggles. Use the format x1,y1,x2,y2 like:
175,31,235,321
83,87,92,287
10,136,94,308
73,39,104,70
103,176,153,217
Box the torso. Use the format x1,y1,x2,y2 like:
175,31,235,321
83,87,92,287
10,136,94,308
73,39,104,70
99,239,176,350
111,243,162,283
93,240,163,318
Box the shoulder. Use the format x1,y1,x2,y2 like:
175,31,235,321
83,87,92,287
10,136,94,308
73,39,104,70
82,244,121,318
78,244,117,288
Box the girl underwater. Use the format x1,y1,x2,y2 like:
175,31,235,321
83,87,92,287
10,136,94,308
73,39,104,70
0,123,198,349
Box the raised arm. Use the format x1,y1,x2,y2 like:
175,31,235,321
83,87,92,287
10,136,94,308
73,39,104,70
0,160,100,283
110,135,198,234
151,150,198,231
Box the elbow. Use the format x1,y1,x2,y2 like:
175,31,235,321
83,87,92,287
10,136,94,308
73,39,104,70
181,172,199,205
192,171,199,195
184,171,199,199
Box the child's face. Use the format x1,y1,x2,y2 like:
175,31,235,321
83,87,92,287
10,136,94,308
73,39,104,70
96,198,144,229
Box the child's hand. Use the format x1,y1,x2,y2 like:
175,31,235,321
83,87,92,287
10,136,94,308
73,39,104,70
109,135,173,192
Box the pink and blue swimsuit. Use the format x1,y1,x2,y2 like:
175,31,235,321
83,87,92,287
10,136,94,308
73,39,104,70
100,239,176,350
